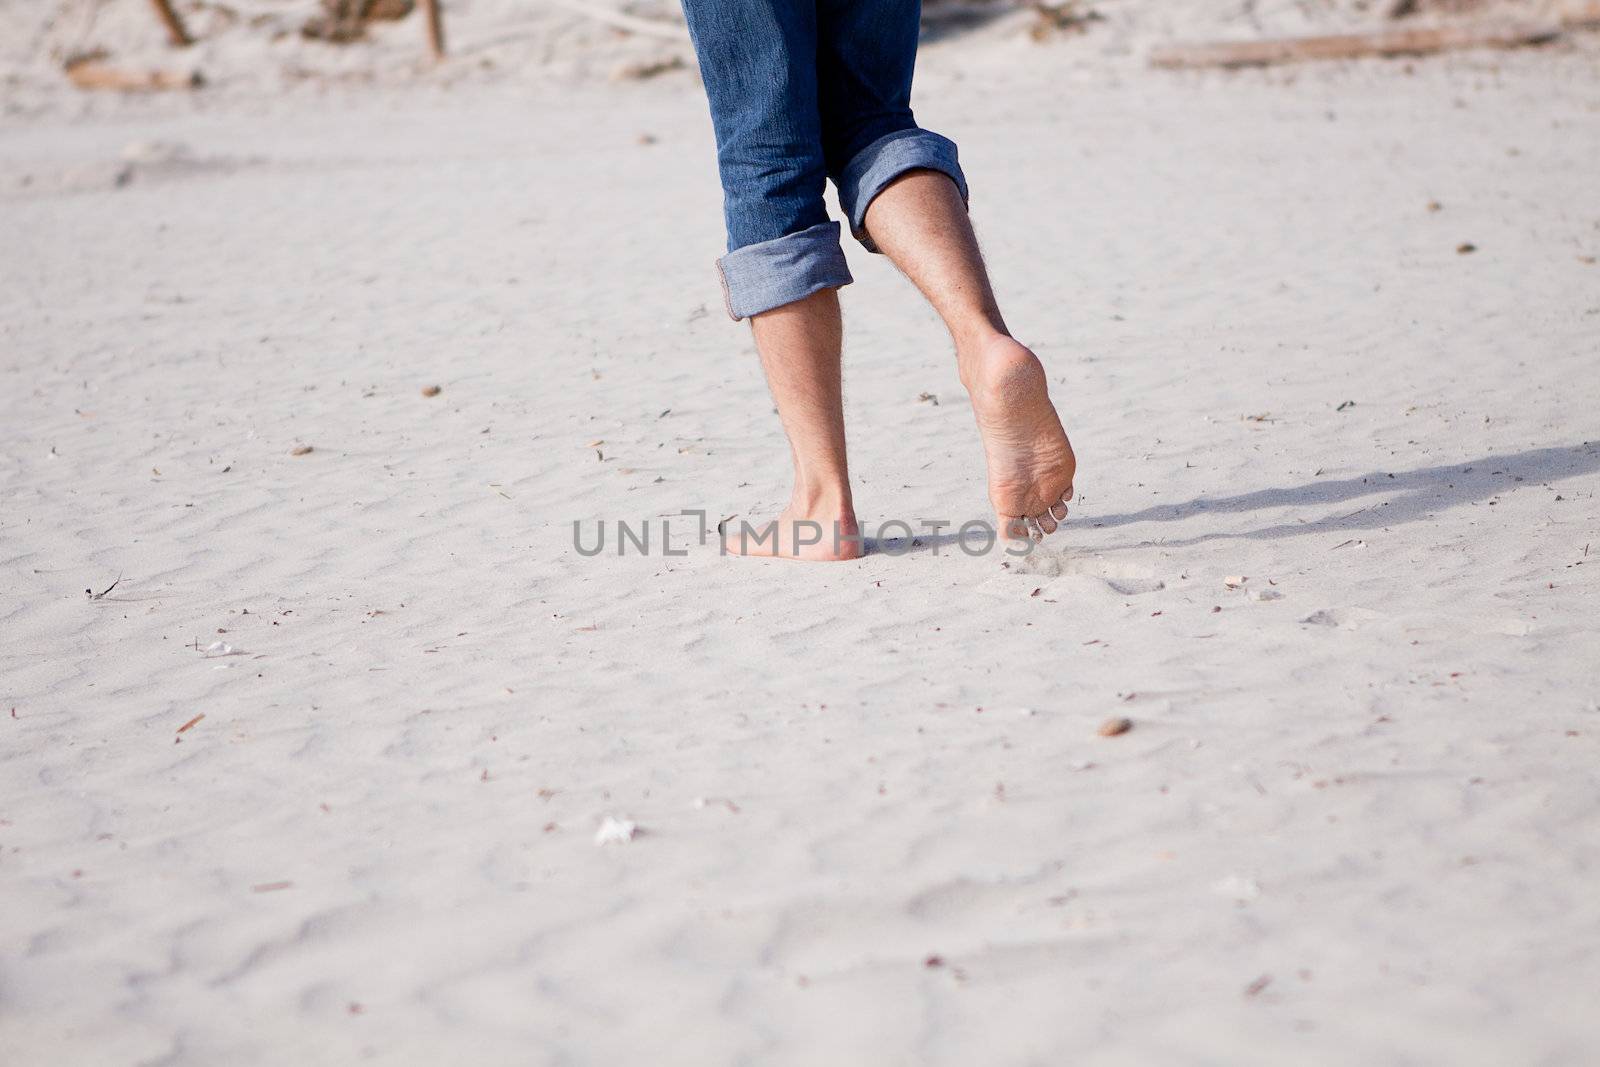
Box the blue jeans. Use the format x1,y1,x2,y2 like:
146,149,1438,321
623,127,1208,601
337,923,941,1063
679,0,968,320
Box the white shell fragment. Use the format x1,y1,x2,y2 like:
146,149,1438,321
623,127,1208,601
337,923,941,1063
593,816,637,845
1212,874,1262,901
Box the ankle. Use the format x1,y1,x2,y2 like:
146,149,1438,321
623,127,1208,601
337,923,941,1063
788,479,854,519
952,319,1006,352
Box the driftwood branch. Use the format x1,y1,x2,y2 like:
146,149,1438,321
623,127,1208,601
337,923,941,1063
1149,14,1598,70
421,0,446,57
147,0,193,46
65,54,201,91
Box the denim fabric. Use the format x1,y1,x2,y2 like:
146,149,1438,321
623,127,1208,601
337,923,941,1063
837,128,967,253
680,0,967,320
717,222,854,322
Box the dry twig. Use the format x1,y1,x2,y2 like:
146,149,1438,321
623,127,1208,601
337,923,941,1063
147,0,193,46
1149,17,1587,69
421,0,446,58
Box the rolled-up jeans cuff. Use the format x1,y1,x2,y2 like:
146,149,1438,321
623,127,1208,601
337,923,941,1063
715,222,854,321
838,129,968,254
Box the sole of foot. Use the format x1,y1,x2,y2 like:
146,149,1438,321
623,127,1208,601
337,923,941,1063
720,508,864,561
962,335,1077,541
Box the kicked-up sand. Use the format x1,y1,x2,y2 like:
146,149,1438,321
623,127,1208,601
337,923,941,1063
3,26,1600,1067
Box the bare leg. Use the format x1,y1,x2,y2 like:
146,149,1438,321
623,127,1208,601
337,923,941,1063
863,170,1076,540
724,287,862,561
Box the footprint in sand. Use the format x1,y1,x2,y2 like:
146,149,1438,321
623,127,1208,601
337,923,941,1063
1300,607,1387,630
1104,576,1166,596
1014,554,1166,595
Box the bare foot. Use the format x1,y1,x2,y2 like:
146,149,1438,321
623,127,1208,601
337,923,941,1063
960,335,1077,541
721,499,863,561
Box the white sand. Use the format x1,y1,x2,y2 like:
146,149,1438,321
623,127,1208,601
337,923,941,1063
4,20,1600,1066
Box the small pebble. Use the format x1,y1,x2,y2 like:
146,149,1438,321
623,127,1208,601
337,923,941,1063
421,384,441,397
290,445,313,456
1098,716,1133,737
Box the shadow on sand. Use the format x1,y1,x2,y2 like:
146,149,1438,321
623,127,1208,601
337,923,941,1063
918,2,1018,45
876,441,1599,555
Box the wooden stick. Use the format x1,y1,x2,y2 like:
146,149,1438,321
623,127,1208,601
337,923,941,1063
421,0,445,58
1149,20,1567,69
147,0,194,47
65,57,201,91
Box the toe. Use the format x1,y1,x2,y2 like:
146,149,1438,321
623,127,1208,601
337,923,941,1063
1000,515,1030,541
1032,512,1058,535
1048,500,1069,521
